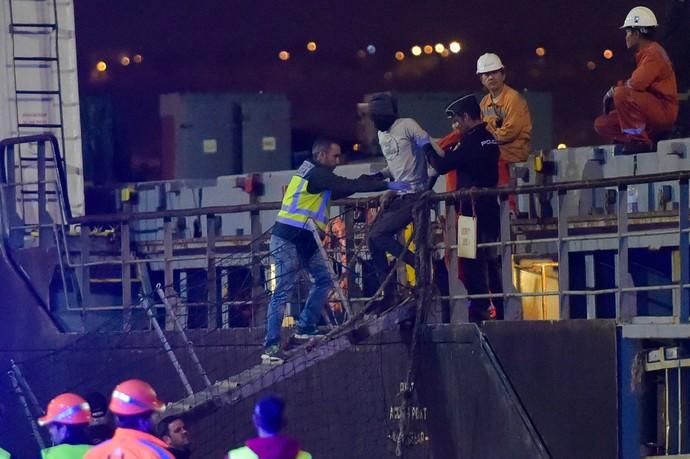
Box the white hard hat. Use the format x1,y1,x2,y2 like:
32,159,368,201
620,6,658,29
476,53,504,74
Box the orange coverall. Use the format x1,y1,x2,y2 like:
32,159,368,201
480,85,532,211
594,41,678,144
84,428,174,459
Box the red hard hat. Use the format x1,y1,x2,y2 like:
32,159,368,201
38,393,92,426
109,379,165,416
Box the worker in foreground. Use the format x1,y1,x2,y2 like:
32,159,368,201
263,138,408,364
477,52,532,212
421,94,503,321
85,379,173,459
38,393,93,458
227,395,311,459
594,6,678,154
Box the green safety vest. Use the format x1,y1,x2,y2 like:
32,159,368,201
41,444,91,459
0,447,10,459
275,161,331,231
227,446,312,459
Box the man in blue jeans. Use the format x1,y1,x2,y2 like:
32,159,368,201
263,138,409,363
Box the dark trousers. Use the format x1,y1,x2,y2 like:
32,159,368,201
460,197,503,320
368,194,417,286
464,247,503,320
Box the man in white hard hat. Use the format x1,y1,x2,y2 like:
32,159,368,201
594,6,678,154
476,53,532,212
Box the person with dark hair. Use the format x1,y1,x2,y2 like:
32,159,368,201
226,395,311,459
262,138,408,364
38,393,93,458
84,379,173,459
421,94,503,321
594,6,678,154
157,416,191,459
84,392,114,445
359,92,438,307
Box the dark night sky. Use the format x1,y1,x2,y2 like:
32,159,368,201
73,0,671,179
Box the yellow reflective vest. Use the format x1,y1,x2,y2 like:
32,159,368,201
276,161,331,231
227,446,312,459
41,444,91,459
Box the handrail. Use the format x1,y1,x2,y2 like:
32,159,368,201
0,134,70,328
70,170,690,225
0,133,72,220
435,170,690,201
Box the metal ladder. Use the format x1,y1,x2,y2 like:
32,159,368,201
6,0,84,217
8,0,66,150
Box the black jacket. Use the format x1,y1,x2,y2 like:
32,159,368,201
424,123,499,189
168,447,191,459
424,123,500,239
273,159,388,258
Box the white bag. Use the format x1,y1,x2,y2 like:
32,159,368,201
457,215,477,259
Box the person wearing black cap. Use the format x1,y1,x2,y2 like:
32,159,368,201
84,392,114,445
361,92,439,307
420,94,503,321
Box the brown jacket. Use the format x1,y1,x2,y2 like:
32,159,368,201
480,85,532,163
623,41,678,115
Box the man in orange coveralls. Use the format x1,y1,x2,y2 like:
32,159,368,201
594,6,678,154
477,53,532,212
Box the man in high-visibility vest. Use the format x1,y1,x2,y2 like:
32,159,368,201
263,138,409,364
84,379,174,459
38,393,93,458
227,395,311,459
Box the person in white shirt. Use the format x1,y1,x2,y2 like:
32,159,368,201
361,92,436,309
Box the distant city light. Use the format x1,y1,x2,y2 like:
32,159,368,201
356,49,367,58
535,47,546,57
586,61,597,70
395,51,405,61
133,54,143,64
411,45,422,56
278,50,290,61
449,41,461,53
441,49,450,58
557,143,567,149
353,143,361,152
96,60,107,72
423,45,433,55
434,43,445,54
120,56,131,66
603,49,614,59
367,44,376,55
307,41,317,52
